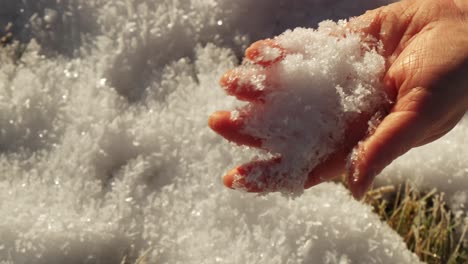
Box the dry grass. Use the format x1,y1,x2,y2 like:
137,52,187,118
121,248,152,264
0,22,13,47
363,183,467,264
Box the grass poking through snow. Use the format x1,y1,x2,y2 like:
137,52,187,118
121,248,152,264
363,183,468,264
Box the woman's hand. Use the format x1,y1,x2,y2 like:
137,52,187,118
346,0,468,198
209,0,468,198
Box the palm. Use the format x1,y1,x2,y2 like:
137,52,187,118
347,0,468,197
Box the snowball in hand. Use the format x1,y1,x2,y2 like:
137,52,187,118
210,20,387,196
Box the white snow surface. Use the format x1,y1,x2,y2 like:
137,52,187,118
0,0,465,263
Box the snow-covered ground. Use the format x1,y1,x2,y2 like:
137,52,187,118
0,0,465,263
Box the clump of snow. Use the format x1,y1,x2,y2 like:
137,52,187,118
234,21,386,195
2,0,458,263
258,45,282,62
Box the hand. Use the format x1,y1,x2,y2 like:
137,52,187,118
209,0,468,198
346,0,468,198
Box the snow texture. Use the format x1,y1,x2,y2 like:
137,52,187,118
233,22,386,195
0,0,465,263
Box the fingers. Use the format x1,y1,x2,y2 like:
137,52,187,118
212,39,286,146
222,113,371,193
208,110,262,148
347,0,419,58
304,150,348,189
219,113,375,192
245,39,285,67
223,148,353,193
224,153,346,193
219,39,285,102
303,113,374,189
219,68,266,102
223,157,282,192
346,110,424,199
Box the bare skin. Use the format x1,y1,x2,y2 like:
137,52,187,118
209,0,468,199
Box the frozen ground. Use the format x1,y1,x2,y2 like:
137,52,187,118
0,0,465,263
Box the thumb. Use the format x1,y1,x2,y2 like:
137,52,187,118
347,107,428,199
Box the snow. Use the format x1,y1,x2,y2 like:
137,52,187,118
0,0,465,263
232,22,386,195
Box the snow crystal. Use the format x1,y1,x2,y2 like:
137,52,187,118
235,21,386,195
